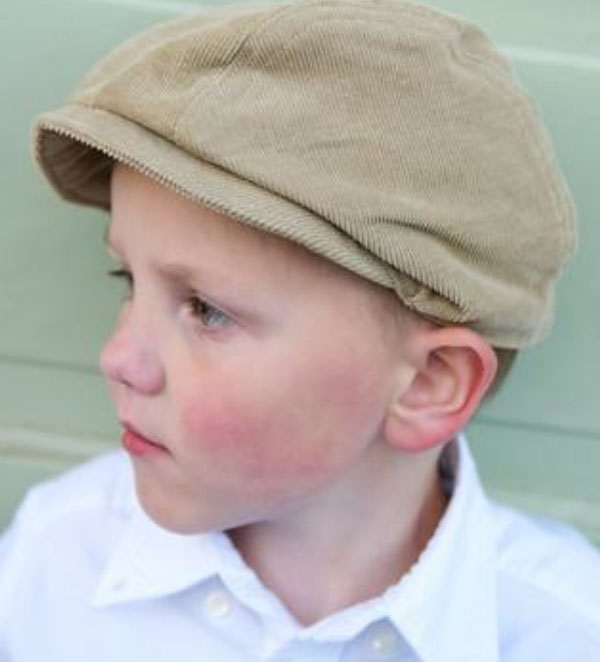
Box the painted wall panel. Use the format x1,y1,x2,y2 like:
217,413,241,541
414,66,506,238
1,0,599,548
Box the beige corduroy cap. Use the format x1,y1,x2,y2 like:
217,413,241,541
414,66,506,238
33,0,577,348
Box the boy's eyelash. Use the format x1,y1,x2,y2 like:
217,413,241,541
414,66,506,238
108,268,133,285
187,295,232,330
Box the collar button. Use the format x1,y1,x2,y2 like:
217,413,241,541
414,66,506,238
112,579,128,592
204,590,233,619
371,631,399,657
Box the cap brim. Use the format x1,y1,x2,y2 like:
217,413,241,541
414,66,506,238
34,104,393,288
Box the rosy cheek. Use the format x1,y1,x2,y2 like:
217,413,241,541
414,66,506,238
178,390,282,480
177,384,334,492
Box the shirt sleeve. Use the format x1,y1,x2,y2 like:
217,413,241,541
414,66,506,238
0,489,47,653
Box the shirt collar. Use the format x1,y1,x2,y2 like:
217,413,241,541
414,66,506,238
383,434,500,661
92,473,297,624
92,435,499,661
282,435,500,662
92,492,220,606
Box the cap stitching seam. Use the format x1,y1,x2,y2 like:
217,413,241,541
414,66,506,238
173,0,473,138
172,1,307,139
451,43,574,261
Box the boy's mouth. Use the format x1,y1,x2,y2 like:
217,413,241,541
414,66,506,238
121,422,169,457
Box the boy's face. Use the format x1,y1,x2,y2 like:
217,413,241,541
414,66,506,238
102,165,417,533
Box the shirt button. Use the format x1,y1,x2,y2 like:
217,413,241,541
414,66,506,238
370,627,400,657
204,590,233,618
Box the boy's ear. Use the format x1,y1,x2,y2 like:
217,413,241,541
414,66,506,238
383,326,497,453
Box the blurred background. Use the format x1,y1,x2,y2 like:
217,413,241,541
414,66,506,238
0,0,599,544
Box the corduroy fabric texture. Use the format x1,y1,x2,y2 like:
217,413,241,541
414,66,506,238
33,0,577,348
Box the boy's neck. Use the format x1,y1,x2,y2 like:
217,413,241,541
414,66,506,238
228,444,450,627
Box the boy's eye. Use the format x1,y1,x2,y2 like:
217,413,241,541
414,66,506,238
187,295,232,330
107,269,231,331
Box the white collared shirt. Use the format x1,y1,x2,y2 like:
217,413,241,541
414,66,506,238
1,435,599,661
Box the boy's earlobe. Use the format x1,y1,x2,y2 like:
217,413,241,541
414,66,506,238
383,328,498,453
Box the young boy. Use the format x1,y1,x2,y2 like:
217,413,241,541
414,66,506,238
1,0,599,659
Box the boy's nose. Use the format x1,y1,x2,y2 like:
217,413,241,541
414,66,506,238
99,309,165,395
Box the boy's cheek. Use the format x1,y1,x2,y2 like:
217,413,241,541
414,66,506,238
175,383,341,490
174,358,380,485
177,389,289,478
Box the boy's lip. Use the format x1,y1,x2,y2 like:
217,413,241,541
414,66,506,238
120,421,169,456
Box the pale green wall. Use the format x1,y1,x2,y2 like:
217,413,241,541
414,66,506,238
1,0,599,545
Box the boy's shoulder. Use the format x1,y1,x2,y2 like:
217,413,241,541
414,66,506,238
489,499,600,651
11,449,132,534
0,450,132,583
0,451,132,624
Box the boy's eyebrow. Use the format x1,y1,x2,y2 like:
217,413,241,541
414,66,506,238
154,260,212,286
101,225,265,309
153,259,254,306
156,258,264,318
103,225,222,286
